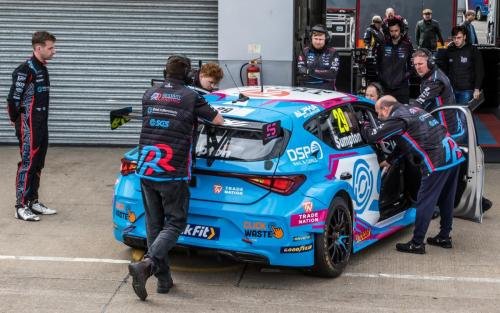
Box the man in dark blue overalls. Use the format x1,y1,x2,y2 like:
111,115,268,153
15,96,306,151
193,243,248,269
361,96,465,254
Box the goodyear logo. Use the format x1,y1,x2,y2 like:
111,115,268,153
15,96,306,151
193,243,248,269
181,223,219,240
280,244,313,254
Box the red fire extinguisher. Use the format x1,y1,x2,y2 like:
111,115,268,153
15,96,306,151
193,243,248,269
246,60,261,86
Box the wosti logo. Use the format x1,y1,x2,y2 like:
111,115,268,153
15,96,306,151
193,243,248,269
286,141,323,166
243,221,284,239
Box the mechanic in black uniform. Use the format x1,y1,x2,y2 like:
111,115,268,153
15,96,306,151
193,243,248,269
297,24,340,90
128,55,224,301
361,95,465,254
375,18,414,104
7,31,57,222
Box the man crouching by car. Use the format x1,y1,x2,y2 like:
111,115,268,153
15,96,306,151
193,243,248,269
128,55,224,301
360,95,464,254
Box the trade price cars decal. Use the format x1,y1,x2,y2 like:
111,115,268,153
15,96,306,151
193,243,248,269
213,184,244,196
290,209,328,227
181,223,220,240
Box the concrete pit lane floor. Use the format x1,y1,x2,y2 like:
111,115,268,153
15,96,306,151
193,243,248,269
0,146,499,313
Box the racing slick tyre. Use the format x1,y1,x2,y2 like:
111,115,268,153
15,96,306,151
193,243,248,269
312,196,353,278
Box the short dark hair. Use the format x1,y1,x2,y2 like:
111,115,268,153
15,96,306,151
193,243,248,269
387,18,403,30
165,55,191,80
451,25,467,37
32,31,56,47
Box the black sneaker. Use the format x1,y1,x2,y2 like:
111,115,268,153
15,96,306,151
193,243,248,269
157,277,174,294
128,258,153,301
396,240,425,254
427,235,452,248
482,197,492,212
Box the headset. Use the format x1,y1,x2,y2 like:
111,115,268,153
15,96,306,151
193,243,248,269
164,54,192,83
416,48,435,69
310,24,330,43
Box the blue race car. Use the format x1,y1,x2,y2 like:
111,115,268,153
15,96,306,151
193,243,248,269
112,86,483,277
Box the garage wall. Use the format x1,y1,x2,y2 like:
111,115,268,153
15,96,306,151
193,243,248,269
218,0,295,89
0,0,218,145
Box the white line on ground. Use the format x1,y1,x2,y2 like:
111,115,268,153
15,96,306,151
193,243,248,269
343,272,500,284
0,255,130,264
1,255,500,284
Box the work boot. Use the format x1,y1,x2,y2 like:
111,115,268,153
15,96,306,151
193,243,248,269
396,240,425,254
15,205,40,222
30,200,57,215
157,277,174,294
426,235,452,248
128,258,153,301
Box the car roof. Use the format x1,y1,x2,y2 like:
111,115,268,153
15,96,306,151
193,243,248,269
206,86,361,122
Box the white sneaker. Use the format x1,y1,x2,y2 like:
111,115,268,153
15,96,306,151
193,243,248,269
30,201,57,215
15,206,41,221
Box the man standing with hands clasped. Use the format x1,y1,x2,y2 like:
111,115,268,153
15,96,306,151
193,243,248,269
7,31,57,221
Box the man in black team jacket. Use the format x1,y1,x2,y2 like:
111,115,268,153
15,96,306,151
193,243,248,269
128,55,224,301
375,18,414,104
361,96,465,254
439,26,484,106
297,24,340,90
7,31,57,222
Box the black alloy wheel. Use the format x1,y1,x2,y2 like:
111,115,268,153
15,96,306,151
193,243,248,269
312,196,353,278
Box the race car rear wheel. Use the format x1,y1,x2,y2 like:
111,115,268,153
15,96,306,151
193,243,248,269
312,196,352,277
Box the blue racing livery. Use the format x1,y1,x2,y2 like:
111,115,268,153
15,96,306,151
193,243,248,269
113,86,431,277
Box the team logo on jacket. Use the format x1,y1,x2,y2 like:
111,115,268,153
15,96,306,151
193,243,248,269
137,144,175,176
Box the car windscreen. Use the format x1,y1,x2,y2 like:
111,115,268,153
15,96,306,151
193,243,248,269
195,119,288,162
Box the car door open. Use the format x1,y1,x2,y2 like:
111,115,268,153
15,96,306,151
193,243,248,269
430,105,484,222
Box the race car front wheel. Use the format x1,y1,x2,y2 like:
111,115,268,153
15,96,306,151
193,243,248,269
312,196,353,278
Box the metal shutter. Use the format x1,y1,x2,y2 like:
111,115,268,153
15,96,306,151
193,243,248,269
0,0,218,145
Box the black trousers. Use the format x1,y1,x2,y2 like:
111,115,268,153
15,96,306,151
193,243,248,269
412,165,460,245
14,115,48,206
140,179,189,282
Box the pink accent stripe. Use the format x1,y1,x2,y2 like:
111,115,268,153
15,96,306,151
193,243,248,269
403,132,435,171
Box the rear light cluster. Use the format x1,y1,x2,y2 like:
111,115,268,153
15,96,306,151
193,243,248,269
120,158,137,175
243,175,306,195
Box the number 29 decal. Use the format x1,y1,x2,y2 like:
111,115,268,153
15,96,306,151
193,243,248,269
332,108,350,134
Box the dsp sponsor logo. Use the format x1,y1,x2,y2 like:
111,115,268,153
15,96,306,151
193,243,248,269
181,223,219,240
354,229,371,242
286,141,323,166
280,244,313,254
243,221,284,239
291,209,328,227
